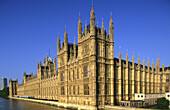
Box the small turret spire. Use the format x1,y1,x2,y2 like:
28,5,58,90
78,12,82,24
57,32,60,51
64,26,67,38
109,12,114,42
78,14,82,42
132,52,135,63
147,57,150,67
109,12,113,25
102,18,104,29
126,49,128,60
101,18,104,35
90,1,95,35
119,46,121,59
138,56,140,66
64,26,68,46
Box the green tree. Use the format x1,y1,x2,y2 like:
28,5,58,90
156,97,169,109
0,87,9,98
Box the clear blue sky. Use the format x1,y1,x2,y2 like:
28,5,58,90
0,0,170,86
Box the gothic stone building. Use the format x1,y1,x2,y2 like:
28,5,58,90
9,5,170,109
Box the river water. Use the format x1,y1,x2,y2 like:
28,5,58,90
0,97,69,110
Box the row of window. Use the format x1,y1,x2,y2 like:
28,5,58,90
61,64,89,81
61,84,89,95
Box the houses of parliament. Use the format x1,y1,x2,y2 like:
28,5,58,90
9,4,170,109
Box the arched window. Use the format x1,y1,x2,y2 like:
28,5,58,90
62,72,64,81
98,44,100,56
77,68,79,79
73,70,75,80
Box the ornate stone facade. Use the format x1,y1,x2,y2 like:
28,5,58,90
9,5,170,109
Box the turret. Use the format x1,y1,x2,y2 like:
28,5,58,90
126,51,128,67
101,18,104,36
162,61,164,73
119,48,121,65
147,58,150,71
90,4,95,35
152,60,154,72
78,13,82,42
132,53,135,67
23,72,26,84
156,56,160,73
64,26,68,51
57,33,60,53
138,57,140,70
43,57,45,65
109,12,114,42
97,21,100,35
143,59,145,70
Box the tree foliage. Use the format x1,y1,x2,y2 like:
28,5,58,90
0,87,9,98
156,97,169,109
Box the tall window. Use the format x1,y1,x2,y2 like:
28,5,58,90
106,46,109,57
77,68,79,79
77,86,79,95
84,84,89,95
166,75,169,82
69,86,71,95
61,72,64,81
98,44,100,56
84,45,89,56
73,70,75,80
106,65,110,78
84,64,89,78
73,86,75,95
61,86,65,95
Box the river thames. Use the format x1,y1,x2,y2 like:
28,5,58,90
0,97,69,110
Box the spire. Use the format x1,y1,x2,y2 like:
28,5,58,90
64,26,68,47
102,18,104,29
90,1,95,17
43,57,45,64
143,59,145,65
64,26,67,39
90,1,95,35
119,46,121,59
147,57,150,67
85,21,87,36
138,56,140,67
109,12,113,25
78,12,82,24
132,52,135,63
97,21,99,35
126,49,128,60
57,33,60,52
78,13,82,42
162,61,165,72
101,18,104,35
109,12,114,41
